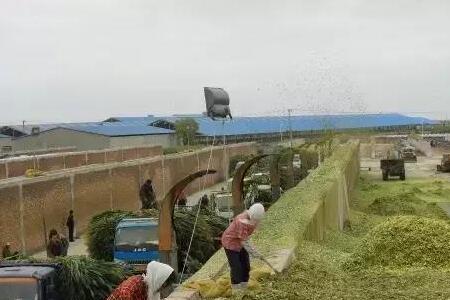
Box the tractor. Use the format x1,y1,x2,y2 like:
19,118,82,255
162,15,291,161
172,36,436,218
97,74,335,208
400,146,417,163
380,151,406,181
437,153,450,172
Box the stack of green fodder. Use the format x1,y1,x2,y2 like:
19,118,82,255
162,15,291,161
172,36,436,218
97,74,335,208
173,209,218,273
54,256,131,300
86,208,228,274
86,210,136,261
346,216,450,269
17,256,130,300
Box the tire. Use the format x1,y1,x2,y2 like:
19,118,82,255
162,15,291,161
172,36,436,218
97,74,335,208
382,170,388,181
400,172,406,181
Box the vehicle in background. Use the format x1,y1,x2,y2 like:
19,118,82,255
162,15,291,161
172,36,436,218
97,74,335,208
437,153,450,172
293,154,301,169
400,146,417,162
114,218,178,272
211,192,234,221
0,263,60,300
380,151,405,181
251,172,270,185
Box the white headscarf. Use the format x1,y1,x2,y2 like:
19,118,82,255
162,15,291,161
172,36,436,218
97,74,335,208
143,261,174,300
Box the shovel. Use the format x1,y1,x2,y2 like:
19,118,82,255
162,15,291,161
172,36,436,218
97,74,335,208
250,252,280,274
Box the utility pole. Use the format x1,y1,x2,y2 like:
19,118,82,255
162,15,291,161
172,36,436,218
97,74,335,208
288,109,293,148
421,120,424,137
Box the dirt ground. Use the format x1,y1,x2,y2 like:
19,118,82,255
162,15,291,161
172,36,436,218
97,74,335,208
362,154,450,180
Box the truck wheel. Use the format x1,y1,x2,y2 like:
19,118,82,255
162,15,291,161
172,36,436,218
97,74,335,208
400,173,406,181
382,171,388,181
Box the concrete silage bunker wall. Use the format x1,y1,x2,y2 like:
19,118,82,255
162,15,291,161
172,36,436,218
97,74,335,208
0,145,163,179
182,141,360,292
0,143,257,254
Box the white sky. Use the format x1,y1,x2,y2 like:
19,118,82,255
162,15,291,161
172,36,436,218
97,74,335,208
0,0,449,124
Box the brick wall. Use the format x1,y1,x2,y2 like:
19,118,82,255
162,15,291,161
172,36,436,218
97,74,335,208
0,143,257,254
0,145,163,179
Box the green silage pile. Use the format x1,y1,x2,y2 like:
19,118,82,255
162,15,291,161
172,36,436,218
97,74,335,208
347,216,450,269
230,150,450,299
191,142,359,283
367,192,448,219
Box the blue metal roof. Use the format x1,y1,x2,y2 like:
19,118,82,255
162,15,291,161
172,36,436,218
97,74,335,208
141,113,433,137
3,122,173,137
0,134,10,138
3,113,434,138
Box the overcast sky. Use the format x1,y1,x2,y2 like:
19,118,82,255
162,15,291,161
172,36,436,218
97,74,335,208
1,0,449,124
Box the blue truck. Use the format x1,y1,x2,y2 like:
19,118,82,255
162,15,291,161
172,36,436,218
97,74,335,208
114,218,178,272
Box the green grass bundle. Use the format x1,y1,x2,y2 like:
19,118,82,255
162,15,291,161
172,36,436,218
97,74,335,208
54,256,130,300
348,216,450,269
86,210,136,261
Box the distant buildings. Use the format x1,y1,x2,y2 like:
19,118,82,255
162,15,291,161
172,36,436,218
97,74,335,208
0,113,434,152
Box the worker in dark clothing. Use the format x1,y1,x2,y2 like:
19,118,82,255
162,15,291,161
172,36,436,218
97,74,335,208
2,242,19,259
59,233,69,256
47,229,62,258
66,210,75,242
200,194,209,209
140,179,157,209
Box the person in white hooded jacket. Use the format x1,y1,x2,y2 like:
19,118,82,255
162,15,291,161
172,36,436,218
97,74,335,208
107,261,174,300
143,261,175,300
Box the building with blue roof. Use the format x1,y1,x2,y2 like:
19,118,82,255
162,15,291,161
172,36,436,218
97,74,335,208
104,113,434,141
12,122,177,151
4,113,435,151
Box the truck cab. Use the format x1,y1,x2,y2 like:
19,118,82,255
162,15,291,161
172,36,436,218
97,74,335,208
293,154,301,169
114,218,160,271
213,193,233,221
0,263,60,300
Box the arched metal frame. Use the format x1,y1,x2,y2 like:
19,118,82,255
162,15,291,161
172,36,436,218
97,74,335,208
285,150,295,189
231,155,270,216
270,155,281,200
159,169,217,251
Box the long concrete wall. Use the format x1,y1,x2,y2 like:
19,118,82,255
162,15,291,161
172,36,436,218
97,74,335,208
0,145,163,180
0,143,257,254
186,141,360,286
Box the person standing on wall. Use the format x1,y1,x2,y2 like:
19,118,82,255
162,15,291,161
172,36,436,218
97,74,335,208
221,203,265,293
66,210,75,242
140,179,157,209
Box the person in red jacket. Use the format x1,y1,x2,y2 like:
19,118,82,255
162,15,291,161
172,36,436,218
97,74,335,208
221,203,265,293
107,275,147,300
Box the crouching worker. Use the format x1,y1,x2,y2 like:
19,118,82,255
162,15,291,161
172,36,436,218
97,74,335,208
221,203,265,293
107,261,174,300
